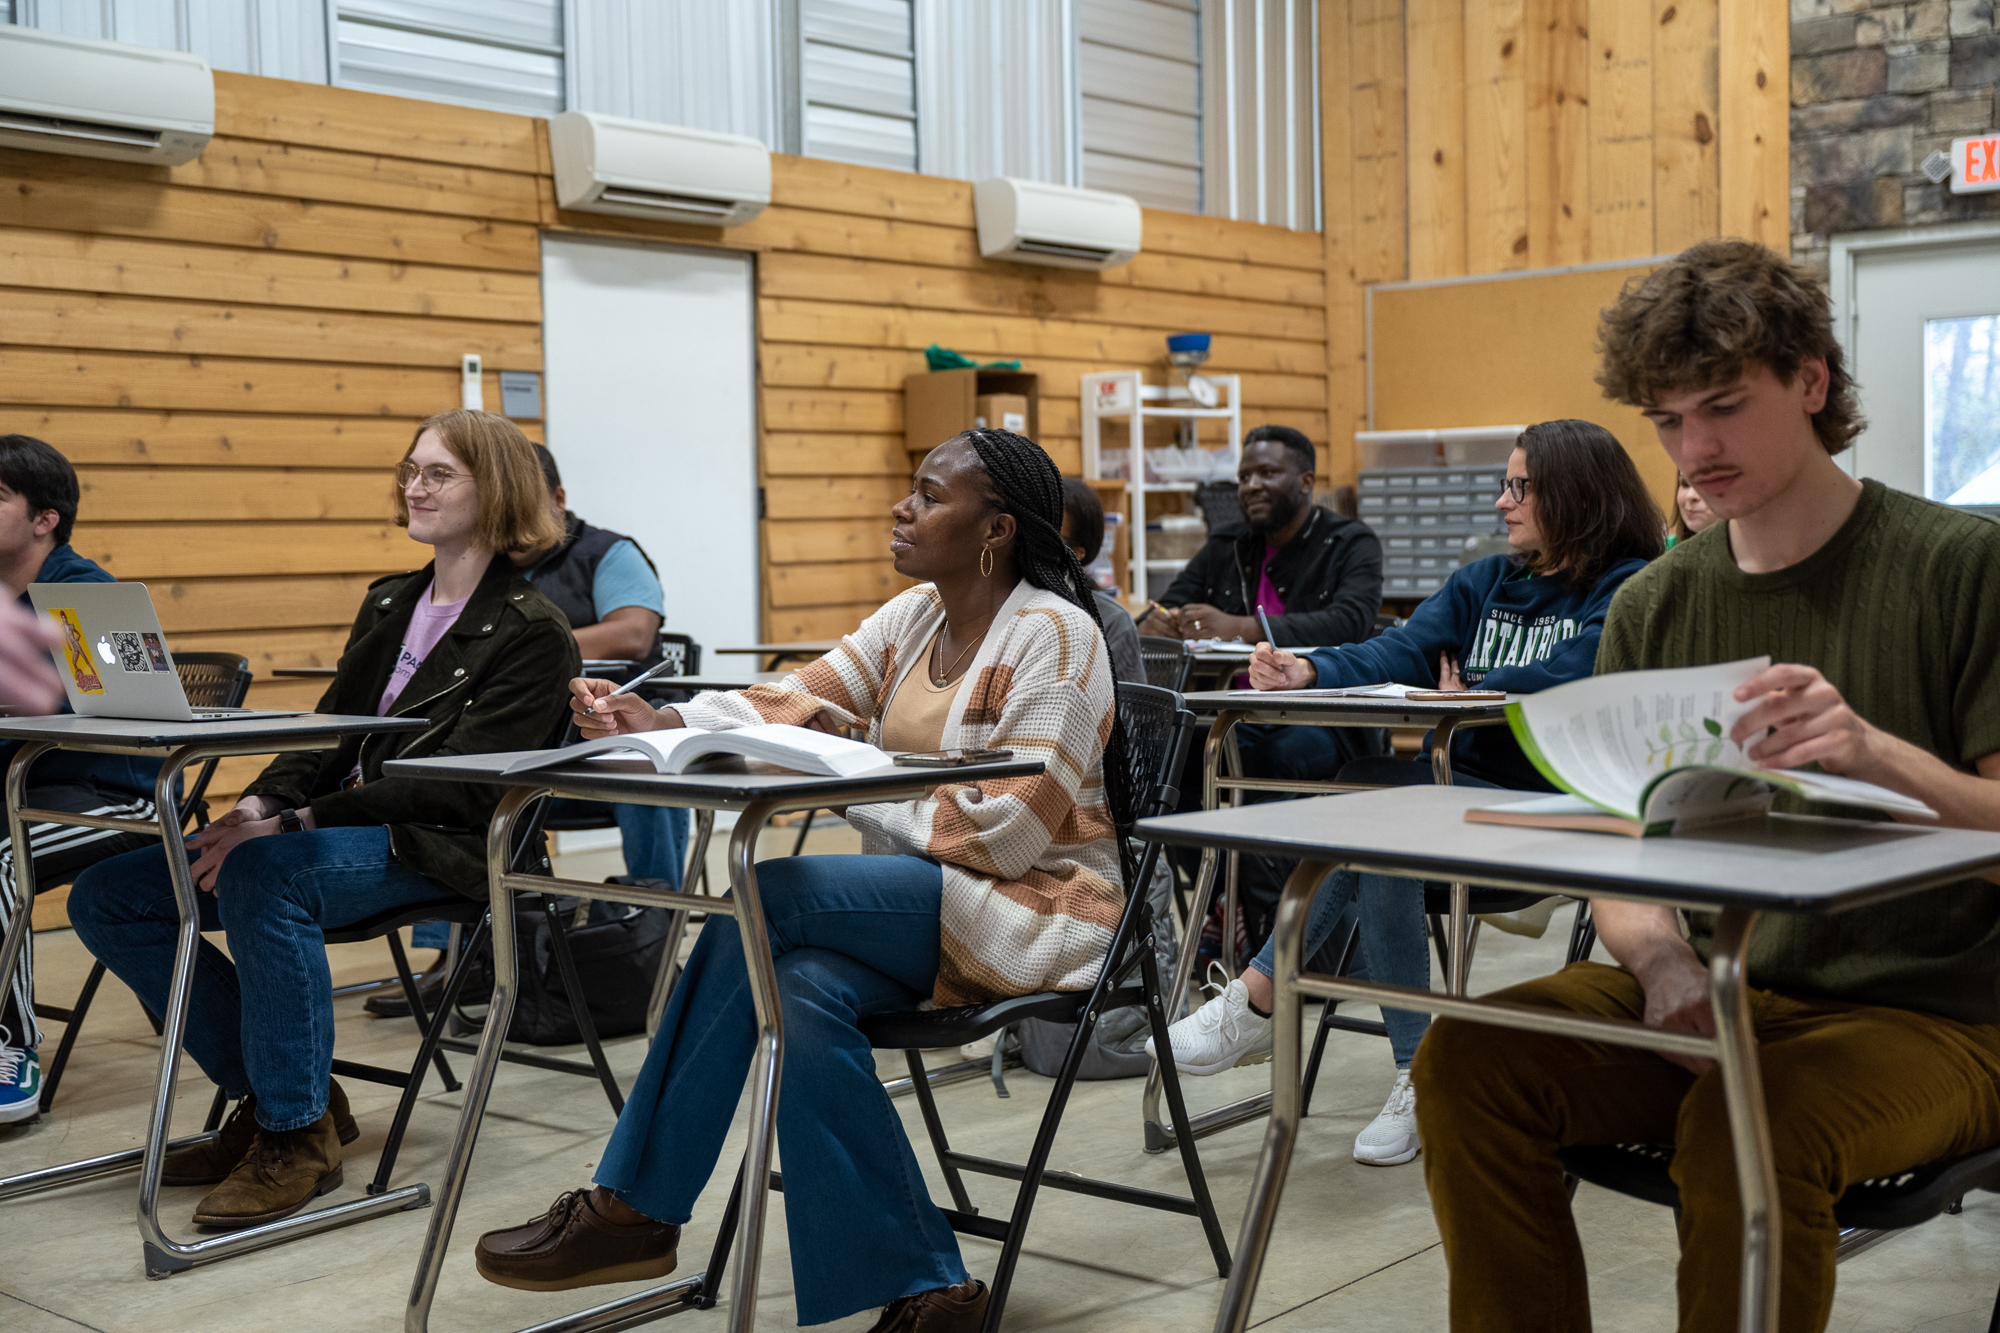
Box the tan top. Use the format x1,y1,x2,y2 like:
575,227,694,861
879,630,969,753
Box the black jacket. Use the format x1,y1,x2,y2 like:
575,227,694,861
245,556,581,898
1160,505,1383,648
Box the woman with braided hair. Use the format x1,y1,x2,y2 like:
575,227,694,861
473,429,1129,1332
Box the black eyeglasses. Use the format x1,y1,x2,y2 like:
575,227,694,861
1498,476,1532,502
396,462,474,492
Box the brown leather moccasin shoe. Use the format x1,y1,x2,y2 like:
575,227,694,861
164,1081,358,1187
190,1112,343,1230
866,1278,990,1332
474,1189,680,1292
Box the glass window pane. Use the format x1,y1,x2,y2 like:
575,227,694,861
1927,314,2000,506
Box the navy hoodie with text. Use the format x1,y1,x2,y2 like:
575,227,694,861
1301,553,1650,790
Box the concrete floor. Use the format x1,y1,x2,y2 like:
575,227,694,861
5,824,1999,1332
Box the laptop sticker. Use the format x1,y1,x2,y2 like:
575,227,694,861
48,608,104,695
142,632,171,671
108,631,149,675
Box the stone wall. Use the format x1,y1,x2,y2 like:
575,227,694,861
1790,0,2000,271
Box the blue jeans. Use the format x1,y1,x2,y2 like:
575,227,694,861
412,802,688,950
1245,756,1503,1068
67,828,455,1131
595,854,964,1326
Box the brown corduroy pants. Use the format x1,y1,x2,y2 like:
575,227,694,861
1410,960,2000,1332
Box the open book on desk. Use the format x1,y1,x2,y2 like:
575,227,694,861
499,723,891,779
1464,657,1937,837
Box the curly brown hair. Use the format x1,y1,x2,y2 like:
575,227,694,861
1595,239,1864,455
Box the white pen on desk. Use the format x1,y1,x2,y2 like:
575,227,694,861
1255,605,1276,649
592,659,678,711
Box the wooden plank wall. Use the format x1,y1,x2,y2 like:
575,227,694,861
1,72,1329,800
1319,0,1785,482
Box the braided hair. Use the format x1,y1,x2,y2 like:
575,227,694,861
959,428,1137,852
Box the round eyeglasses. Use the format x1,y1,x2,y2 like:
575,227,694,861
1498,476,1532,502
397,462,473,493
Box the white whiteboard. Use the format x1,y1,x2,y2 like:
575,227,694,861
539,235,759,658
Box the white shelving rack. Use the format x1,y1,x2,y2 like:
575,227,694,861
1080,369,1243,603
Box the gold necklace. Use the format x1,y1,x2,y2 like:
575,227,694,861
932,622,987,685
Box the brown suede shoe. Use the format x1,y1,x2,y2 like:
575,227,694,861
866,1279,990,1332
474,1189,680,1292
190,1112,343,1230
164,1081,358,1187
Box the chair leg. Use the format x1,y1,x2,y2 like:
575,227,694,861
1300,922,1364,1119
904,1050,978,1216
1134,928,1233,1278
696,1154,751,1309
141,996,164,1037
988,1026,1010,1099
1427,912,1450,978
203,1085,229,1133
386,929,459,1093
369,916,493,1195
1567,899,1598,965
789,809,817,857
37,958,107,1113
544,899,625,1116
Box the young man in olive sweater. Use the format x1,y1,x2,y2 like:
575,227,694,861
1413,240,2000,1333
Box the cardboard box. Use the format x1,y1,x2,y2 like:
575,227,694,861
903,368,1041,454
974,393,1029,433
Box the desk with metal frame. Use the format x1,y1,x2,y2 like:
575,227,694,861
712,642,841,671
1139,785,2000,1333
384,751,1045,1333
1143,689,1510,1151
0,713,430,1276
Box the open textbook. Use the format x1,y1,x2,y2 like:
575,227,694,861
1464,657,1936,837
500,723,891,779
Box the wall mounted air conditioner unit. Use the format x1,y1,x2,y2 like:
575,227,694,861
550,112,771,227
973,177,1143,271
0,27,213,166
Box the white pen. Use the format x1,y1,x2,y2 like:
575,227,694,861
1255,605,1276,648
592,658,679,711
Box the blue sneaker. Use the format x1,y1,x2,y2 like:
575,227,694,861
0,1039,42,1124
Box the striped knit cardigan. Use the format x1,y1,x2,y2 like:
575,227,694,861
675,579,1124,1006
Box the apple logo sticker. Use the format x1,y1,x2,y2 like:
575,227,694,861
95,638,115,665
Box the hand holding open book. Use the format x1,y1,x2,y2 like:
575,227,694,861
1466,658,1937,837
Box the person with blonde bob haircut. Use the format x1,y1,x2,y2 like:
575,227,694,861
67,409,579,1230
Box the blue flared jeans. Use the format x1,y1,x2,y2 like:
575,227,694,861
594,853,965,1326
66,827,454,1131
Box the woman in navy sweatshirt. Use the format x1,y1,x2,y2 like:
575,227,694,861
1149,419,1664,1167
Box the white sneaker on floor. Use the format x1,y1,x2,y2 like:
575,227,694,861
1353,1070,1420,1166
1482,896,1563,939
958,1033,998,1062
1145,978,1273,1076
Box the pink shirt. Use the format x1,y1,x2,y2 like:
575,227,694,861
379,581,469,715
1254,542,1286,620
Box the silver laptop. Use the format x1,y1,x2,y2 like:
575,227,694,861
28,582,306,723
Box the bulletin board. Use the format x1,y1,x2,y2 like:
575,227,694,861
1368,259,1678,506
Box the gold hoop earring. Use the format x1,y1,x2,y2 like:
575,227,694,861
979,545,994,578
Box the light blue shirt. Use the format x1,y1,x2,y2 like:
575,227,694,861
588,539,665,620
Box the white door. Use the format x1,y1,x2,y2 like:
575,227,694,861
540,235,760,657
1845,232,2000,509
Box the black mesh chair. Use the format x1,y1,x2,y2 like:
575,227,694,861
698,681,1231,1329
657,632,700,678
1559,1139,2000,1326
32,652,253,1112
1139,635,1194,692
1193,481,1241,533
317,789,625,1196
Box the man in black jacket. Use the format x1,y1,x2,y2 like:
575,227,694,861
1139,425,1382,648
1142,425,1388,958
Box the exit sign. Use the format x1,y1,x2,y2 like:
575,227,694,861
1952,136,2000,194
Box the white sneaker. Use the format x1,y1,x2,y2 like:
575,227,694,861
1353,1070,1420,1166
1482,896,1562,939
1145,978,1273,1076
958,1033,998,1062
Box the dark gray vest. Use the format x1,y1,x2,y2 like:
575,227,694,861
526,513,663,671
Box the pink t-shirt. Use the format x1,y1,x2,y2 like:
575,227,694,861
1254,542,1286,621
379,581,470,715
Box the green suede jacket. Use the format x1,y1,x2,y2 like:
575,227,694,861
244,555,580,898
